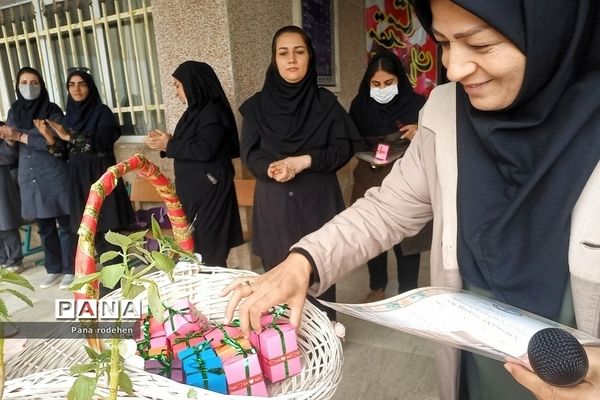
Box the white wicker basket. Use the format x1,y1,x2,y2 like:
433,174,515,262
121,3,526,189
6,263,344,399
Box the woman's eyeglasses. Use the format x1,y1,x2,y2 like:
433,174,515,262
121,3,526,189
67,66,91,75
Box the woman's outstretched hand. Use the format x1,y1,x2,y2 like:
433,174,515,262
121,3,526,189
505,346,600,400
220,252,312,336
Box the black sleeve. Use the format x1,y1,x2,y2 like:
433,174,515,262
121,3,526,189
305,106,355,173
290,247,320,285
240,119,277,180
90,107,121,152
165,120,226,162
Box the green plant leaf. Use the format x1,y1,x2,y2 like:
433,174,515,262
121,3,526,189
118,371,134,395
0,271,34,291
0,298,8,319
83,345,100,361
67,375,97,400
125,282,145,299
99,250,121,265
136,246,152,259
150,216,163,240
151,251,175,275
69,363,97,375
127,230,147,243
104,230,133,248
147,284,164,323
187,389,198,398
2,288,33,307
98,349,113,362
69,272,101,291
99,264,126,289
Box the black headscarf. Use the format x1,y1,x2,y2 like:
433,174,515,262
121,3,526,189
349,51,426,137
415,0,600,318
239,25,351,155
64,69,105,136
172,61,239,158
11,67,53,129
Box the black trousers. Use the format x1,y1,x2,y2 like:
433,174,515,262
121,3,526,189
0,228,23,266
36,215,76,275
368,244,420,293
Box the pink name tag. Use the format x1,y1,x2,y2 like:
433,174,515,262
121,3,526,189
375,143,390,160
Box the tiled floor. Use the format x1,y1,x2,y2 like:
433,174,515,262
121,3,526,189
6,248,439,400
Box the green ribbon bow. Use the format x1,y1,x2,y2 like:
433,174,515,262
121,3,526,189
172,330,205,347
220,336,258,395
188,341,225,389
220,336,254,357
163,303,191,332
266,304,291,377
136,316,152,359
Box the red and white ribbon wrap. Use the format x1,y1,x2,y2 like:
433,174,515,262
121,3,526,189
74,153,194,300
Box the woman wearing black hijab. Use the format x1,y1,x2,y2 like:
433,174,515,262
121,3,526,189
146,61,243,267
239,25,359,328
223,0,600,399
42,69,134,257
350,51,428,302
0,67,75,289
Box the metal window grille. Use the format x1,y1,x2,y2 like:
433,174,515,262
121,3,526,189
0,0,164,135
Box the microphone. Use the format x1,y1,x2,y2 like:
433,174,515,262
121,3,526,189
527,327,589,387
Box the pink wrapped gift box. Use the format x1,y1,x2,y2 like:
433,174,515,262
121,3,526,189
147,334,170,357
223,352,268,397
203,324,241,349
250,316,301,382
162,299,207,340
134,313,166,350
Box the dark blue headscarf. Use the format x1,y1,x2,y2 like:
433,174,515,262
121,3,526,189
64,69,113,138
416,0,600,318
12,67,54,129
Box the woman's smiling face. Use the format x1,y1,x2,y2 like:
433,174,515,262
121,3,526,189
431,0,526,111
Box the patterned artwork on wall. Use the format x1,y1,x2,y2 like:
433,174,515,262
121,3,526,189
365,0,438,97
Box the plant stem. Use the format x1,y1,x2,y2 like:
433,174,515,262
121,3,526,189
108,336,120,400
0,324,5,400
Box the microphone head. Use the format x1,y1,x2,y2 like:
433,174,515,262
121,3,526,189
527,327,589,387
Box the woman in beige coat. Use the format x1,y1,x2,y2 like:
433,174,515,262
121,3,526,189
223,0,600,399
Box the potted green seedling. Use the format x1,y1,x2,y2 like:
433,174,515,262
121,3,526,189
67,217,194,400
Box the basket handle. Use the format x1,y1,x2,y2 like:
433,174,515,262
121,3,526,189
74,153,195,301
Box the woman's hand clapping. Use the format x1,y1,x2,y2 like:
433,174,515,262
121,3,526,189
45,119,71,141
145,129,171,151
0,125,20,144
33,119,56,144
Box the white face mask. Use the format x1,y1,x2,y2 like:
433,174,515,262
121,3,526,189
19,84,41,101
370,84,398,104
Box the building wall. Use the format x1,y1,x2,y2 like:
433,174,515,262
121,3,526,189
116,0,365,195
